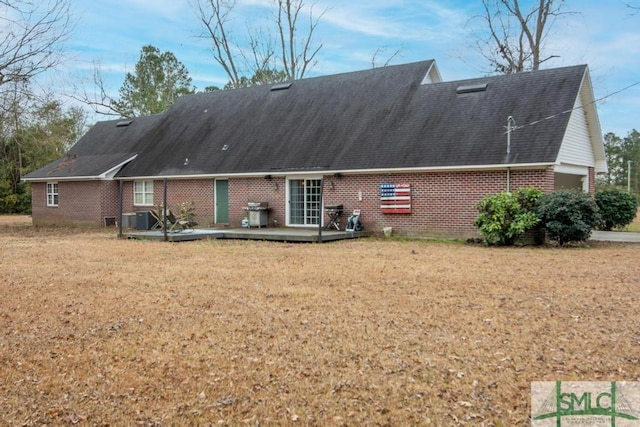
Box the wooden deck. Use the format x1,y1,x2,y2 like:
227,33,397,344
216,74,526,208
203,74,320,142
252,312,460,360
123,227,371,243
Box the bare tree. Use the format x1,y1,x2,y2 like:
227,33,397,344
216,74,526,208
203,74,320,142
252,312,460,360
194,0,244,88
471,0,569,73
194,0,323,88
72,61,123,117
0,0,71,88
371,46,404,69
275,0,323,80
0,0,73,210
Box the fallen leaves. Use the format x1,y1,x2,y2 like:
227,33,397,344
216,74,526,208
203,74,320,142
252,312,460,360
1,228,639,424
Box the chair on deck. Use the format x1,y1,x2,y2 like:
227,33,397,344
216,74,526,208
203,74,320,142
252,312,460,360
167,210,197,232
149,209,164,230
150,207,196,232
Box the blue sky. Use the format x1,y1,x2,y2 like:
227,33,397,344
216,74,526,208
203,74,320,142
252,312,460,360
57,0,640,136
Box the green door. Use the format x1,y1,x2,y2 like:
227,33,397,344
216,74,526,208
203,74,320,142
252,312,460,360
215,179,229,224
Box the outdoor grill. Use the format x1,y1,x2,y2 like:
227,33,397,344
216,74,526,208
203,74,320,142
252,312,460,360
243,202,270,228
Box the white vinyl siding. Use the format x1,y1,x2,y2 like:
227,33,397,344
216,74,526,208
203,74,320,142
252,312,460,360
46,182,58,207
557,90,595,167
133,180,154,206
420,63,442,85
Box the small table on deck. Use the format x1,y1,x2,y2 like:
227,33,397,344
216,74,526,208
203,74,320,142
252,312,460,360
324,204,344,230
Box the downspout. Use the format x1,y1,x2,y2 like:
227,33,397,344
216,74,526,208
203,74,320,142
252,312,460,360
506,168,511,192
163,178,168,241
118,180,123,238
317,178,324,243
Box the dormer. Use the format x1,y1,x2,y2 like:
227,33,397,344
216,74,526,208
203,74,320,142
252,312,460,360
421,61,443,84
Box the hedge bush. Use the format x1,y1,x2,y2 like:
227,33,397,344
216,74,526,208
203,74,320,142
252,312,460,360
474,188,543,246
594,187,638,231
536,189,600,245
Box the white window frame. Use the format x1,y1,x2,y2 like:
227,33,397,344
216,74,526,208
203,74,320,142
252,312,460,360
133,180,154,206
46,182,58,207
286,175,323,227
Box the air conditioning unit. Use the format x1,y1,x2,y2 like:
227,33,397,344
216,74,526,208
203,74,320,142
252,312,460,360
136,211,156,230
121,213,137,228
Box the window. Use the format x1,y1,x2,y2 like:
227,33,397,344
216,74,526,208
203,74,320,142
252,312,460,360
134,180,154,206
46,182,58,207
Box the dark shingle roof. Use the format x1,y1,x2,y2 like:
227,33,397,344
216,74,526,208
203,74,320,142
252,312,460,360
23,114,164,179
26,153,137,179
26,60,589,180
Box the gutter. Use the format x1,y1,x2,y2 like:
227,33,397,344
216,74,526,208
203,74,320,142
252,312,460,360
114,162,557,181
22,175,111,182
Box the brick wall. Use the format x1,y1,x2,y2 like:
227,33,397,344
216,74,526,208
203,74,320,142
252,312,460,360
158,179,214,226
100,181,120,223
30,167,556,236
30,182,47,224
588,167,596,195
31,180,120,226
229,177,286,227
226,168,555,238
120,179,215,226
319,168,555,238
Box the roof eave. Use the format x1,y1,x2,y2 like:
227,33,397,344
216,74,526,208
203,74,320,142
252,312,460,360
114,162,557,180
579,67,608,172
102,154,138,179
22,154,138,182
22,175,108,182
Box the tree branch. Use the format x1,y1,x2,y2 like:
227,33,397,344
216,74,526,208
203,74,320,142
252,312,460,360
0,0,72,86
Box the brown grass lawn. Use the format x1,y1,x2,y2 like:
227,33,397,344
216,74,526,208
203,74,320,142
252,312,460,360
1,218,639,425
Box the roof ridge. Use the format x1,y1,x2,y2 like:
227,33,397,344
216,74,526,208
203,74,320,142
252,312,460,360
437,64,587,86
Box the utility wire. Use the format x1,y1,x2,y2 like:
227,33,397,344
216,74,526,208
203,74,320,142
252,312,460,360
507,80,640,133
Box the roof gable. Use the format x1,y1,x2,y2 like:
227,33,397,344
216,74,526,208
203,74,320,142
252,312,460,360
554,68,607,173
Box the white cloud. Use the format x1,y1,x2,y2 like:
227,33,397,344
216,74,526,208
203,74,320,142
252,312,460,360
319,1,470,42
32,0,640,134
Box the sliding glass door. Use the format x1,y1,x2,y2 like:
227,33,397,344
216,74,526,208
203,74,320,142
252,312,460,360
288,178,321,226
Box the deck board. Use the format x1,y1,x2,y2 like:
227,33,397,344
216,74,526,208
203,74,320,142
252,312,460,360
124,227,371,242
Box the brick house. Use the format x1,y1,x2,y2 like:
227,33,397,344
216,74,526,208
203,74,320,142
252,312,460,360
23,60,606,238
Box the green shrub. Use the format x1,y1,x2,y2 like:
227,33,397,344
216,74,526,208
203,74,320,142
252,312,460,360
536,190,600,245
595,187,638,230
474,188,543,246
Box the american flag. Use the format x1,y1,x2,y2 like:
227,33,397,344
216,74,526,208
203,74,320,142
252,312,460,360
380,183,411,214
